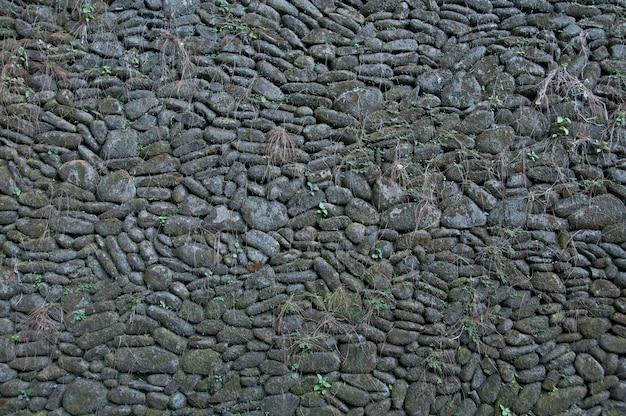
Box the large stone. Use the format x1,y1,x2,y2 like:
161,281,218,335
568,194,626,229
345,198,379,226
106,346,179,373
533,386,587,416
63,379,108,415
574,353,604,382
441,71,482,109
203,205,246,232
261,393,299,415
181,349,222,375
333,87,385,119
58,160,99,193
175,242,218,268
476,126,515,154
101,130,139,159
599,334,626,354
531,272,565,293
299,352,341,373
97,170,136,203
488,198,528,228
241,197,289,231
339,342,377,373
405,382,434,416
381,203,441,231
441,195,486,228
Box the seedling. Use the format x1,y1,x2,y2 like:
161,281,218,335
82,2,95,22
526,151,538,162
317,202,328,218
593,140,610,153
371,248,383,261
307,181,319,195
232,242,243,258
18,389,31,401
13,187,21,197
33,274,43,289
10,334,19,341
74,310,86,321
159,300,172,311
499,405,513,416
616,111,625,127
314,374,331,395
551,116,571,138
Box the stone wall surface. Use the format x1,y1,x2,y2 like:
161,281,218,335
0,0,625,415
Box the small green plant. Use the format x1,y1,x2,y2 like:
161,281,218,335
33,274,43,289
314,374,331,395
101,65,112,75
12,187,21,197
18,389,31,401
81,1,95,22
371,248,383,261
592,139,610,153
232,242,243,258
526,151,538,162
616,111,625,127
214,374,223,383
10,334,19,342
76,282,94,292
159,215,168,226
307,181,319,195
11,46,26,68
426,354,442,371
159,300,172,311
551,116,571,138
74,310,86,321
499,404,513,416
316,202,328,218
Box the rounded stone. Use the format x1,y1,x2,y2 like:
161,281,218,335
63,379,108,415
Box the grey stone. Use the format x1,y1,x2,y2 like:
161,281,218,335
568,194,626,230
63,379,108,415
334,87,385,119
381,203,441,231
299,352,341,373
101,130,138,159
203,205,246,232
345,198,379,226
97,170,137,203
244,229,281,257
339,342,377,373
106,346,179,373
144,264,173,291
441,195,486,228
534,386,587,416
488,198,528,228
441,71,482,109
261,393,299,415
574,353,604,382
58,160,99,193
405,382,434,416
241,197,289,232
175,242,217,268
476,126,515,154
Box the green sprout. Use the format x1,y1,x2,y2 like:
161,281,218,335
307,181,319,195
82,2,95,22
18,389,31,401
313,374,331,395
74,310,86,321
526,151,538,162
317,202,328,218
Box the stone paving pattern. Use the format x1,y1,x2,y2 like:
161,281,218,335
0,0,626,415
